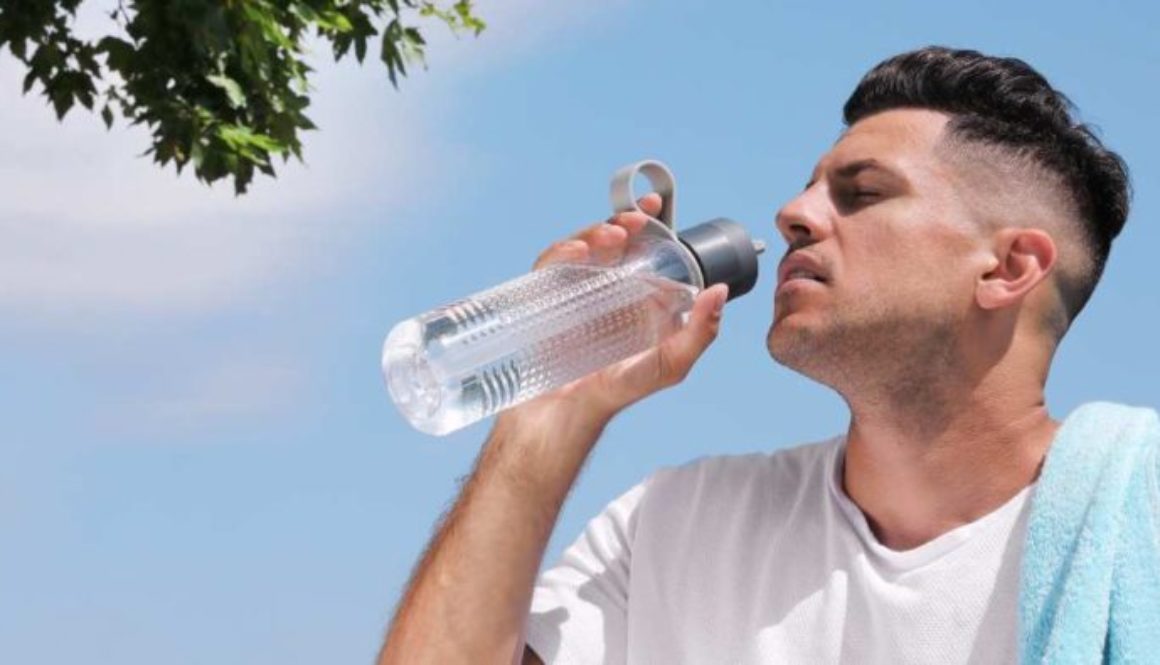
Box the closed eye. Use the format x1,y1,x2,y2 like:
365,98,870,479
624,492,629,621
832,188,883,214
836,189,880,207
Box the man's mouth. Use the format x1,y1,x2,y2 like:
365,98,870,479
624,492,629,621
784,269,826,282
777,252,830,288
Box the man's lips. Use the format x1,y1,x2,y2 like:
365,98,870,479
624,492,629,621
776,251,830,289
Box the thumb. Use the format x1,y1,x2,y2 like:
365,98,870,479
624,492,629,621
637,192,663,218
658,283,728,385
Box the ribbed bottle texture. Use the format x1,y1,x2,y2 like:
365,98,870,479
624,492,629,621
383,238,700,435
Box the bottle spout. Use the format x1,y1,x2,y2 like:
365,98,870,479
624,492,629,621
752,239,767,255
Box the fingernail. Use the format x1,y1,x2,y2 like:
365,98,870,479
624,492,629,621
713,284,729,313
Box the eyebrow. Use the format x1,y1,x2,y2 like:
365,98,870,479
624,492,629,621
836,159,892,179
804,158,899,190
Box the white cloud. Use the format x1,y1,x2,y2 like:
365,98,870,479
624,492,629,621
0,1,626,434
0,0,624,319
0,54,441,319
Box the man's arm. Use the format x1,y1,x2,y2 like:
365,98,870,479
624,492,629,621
380,402,610,664
378,195,728,664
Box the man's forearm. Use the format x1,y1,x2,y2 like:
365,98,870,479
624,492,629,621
379,405,612,664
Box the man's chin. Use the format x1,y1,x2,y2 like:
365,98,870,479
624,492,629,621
766,322,820,371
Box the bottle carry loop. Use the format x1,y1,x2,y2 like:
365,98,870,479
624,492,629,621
609,160,682,243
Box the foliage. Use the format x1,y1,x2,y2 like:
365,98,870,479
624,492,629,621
0,0,485,193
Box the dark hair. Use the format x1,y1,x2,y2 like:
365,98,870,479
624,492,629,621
843,46,1130,330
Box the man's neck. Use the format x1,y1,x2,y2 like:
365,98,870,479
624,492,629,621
841,379,1059,551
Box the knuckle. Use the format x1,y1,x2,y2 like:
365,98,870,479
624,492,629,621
603,222,628,240
579,222,606,238
533,243,565,268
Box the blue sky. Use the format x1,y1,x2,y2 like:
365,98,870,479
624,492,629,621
2,1,1158,663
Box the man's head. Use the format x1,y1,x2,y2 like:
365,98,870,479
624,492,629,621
766,46,1130,398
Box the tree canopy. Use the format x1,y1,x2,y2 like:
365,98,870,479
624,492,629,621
0,0,485,193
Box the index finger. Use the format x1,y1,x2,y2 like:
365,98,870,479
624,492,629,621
609,192,665,234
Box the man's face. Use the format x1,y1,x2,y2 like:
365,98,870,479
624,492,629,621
766,109,990,388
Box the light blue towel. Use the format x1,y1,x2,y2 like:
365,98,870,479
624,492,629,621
1019,402,1160,664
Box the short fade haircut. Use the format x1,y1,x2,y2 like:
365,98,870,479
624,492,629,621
843,46,1130,334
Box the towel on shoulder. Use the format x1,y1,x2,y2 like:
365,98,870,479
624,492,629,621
1020,401,1160,664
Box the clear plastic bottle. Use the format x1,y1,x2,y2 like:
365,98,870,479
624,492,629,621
382,160,763,436
382,234,704,436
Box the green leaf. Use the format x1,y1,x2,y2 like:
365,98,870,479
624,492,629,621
288,2,320,25
6,0,485,195
217,124,254,148
30,43,64,70
381,21,406,87
191,139,205,169
317,9,354,32
217,124,285,154
96,36,134,72
455,1,487,34
404,27,425,46
206,74,247,109
50,87,75,119
76,45,100,75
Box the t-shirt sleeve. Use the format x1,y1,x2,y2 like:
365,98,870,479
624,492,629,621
523,476,652,665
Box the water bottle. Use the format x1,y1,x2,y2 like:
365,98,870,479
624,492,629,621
382,161,765,435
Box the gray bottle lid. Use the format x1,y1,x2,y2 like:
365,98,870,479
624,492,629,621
678,219,764,301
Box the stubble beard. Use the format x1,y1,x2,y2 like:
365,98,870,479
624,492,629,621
766,301,962,414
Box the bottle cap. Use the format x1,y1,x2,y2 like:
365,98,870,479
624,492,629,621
678,218,764,301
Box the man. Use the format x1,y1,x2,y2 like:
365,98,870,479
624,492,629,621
379,46,1143,663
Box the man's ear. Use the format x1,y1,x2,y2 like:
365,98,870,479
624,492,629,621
976,227,1057,311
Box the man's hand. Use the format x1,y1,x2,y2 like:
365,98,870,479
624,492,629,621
503,192,729,429
379,195,728,665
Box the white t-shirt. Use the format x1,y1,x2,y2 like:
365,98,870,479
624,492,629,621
525,436,1034,664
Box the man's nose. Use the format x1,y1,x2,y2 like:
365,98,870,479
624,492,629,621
775,188,829,251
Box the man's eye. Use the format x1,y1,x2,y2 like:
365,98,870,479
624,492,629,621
838,189,880,206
